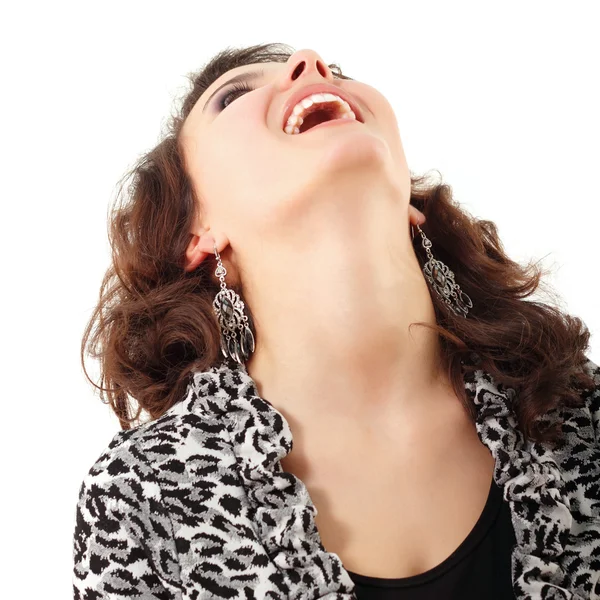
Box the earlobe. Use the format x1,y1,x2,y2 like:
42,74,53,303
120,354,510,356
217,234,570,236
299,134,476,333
408,204,426,226
184,232,216,272
183,240,201,272
408,205,426,242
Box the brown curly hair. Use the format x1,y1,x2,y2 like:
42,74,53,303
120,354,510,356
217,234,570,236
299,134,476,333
81,42,595,444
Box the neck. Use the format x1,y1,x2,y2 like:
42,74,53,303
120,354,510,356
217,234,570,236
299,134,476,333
240,173,449,428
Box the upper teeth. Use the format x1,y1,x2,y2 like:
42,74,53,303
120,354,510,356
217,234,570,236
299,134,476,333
284,92,356,135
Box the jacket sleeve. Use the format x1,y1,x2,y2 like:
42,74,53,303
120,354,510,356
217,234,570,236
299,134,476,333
72,463,182,599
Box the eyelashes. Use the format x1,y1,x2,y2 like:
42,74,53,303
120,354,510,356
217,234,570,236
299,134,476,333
218,81,256,110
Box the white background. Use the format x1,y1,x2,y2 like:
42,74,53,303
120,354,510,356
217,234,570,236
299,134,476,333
1,1,598,597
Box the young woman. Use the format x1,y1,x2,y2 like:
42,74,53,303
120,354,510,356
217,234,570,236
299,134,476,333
72,43,600,600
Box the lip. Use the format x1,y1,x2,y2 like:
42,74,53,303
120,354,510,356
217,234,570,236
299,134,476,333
281,82,364,133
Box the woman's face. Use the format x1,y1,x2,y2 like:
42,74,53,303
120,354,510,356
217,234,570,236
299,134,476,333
180,49,411,260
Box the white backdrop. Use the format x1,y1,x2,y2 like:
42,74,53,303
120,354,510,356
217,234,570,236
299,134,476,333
1,1,598,597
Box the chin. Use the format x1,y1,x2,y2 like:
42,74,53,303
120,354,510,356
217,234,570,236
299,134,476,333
319,131,392,174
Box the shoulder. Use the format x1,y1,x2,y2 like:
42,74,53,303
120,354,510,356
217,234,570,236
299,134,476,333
73,398,234,598
75,395,236,522
581,356,600,438
545,356,600,520
81,400,229,487
556,356,600,451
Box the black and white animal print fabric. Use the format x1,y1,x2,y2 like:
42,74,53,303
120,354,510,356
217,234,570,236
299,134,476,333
73,356,600,599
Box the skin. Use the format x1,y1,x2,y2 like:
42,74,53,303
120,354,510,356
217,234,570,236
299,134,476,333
178,51,498,576
179,48,459,460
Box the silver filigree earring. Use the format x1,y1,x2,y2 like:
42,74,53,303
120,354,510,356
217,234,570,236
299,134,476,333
212,244,255,365
411,223,473,318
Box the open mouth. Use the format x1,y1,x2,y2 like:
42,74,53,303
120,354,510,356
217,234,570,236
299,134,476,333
300,106,346,132
293,105,358,134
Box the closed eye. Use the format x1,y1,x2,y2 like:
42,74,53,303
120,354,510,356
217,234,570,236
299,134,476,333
218,81,256,110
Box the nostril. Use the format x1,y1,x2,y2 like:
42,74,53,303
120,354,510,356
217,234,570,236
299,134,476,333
291,62,305,80
316,60,328,78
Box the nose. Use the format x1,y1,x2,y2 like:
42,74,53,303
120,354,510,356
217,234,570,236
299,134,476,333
280,49,334,88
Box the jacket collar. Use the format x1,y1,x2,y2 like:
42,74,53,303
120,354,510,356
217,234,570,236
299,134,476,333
183,356,600,599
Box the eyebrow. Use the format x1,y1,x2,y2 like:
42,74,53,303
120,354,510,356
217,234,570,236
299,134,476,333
202,68,265,112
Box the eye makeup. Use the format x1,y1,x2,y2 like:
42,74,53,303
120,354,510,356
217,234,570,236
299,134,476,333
203,69,265,113
218,81,256,110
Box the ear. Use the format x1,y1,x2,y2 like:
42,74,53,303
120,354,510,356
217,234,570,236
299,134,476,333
184,231,217,273
408,204,426,226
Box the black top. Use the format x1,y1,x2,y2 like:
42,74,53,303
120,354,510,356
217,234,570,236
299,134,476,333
346,477,517,599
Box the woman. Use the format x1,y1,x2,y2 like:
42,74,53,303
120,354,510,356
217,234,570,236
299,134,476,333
72,43,600,599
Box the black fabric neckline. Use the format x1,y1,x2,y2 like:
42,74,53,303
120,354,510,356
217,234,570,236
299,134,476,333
346,476,503,589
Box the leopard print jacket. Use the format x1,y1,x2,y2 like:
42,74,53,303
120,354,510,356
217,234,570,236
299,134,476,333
72,356,600,599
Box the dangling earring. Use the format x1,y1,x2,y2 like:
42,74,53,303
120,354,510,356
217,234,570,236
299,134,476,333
411,223,473,318
212,244,255,365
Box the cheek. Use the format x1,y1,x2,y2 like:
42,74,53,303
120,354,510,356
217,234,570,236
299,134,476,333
207,103,286,196
368,96,407,170
192,127,280,228
347,83,405,151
